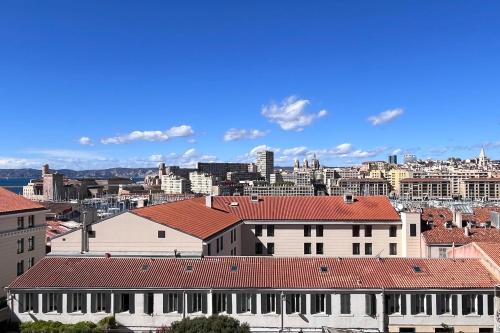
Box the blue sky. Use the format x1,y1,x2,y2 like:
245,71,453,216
1,1,499,170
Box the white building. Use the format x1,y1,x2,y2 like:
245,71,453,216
189,171,216,195
161,174,190,194
256,150,274,182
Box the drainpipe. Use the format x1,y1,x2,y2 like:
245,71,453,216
183,290,186,319
380,288,386,333
280,291,284,333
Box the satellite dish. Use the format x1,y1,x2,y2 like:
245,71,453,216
397,203,404,211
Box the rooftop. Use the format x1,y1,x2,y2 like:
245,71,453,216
0,187,46,215
9,256,497,290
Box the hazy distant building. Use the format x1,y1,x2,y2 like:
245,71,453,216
161,174,190,194
189,171,216,195
256,150,274,182
329,178,390,196
197,162,249,180
42,164,64,201
244,184,314,196
388,155,398,165
403,154,417,164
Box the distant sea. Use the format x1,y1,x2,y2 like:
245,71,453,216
0,178,31,194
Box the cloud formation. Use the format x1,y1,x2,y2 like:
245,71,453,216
261,96,327,131
223,128,267,141
78,137,93,146
367,108,404,126
101,125,194,144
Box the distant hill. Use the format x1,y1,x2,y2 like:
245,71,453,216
0,168,158,179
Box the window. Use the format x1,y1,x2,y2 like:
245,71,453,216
267,242,275,255
94,293,108,312
255,243,263,255
365,225,372,237
116,293,133,313
488,294,494,315
438,248,447,258
220,236,223,250
207,243,211,256
255,225,263,236
304,243,312,255
17,217,24,230
365,294,377,317
389,226,397,237
237,293,253,313
88,230,96,238
17,238,24,254
158,230,165,238
313,294,326,314
69,293,85,312
462,294,477,315
213,293,229,313
390,243,397,255
188,293,205,313
20,293,37,313
340,294,351,314
163,293,179,313
352,243,360,255
28,257,35,269
316,225,324,237
410,224,417,237
304,225,311,237
287,294,302,314
267,225,275,237
144,293,154,315
230,229,237,243
45,293,60,313
17,260,24,276
413,294,425,314
28,236,35,251
386,294,401,314
437,294,451,314
28,215,35,228
316,243,324,255
352,225,360,237
365,243,373,255
263,293,277,313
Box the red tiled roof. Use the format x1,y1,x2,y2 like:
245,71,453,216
422,207,500,245
400,178,450,182
8,256,497,290
474,242,500,268
463,178,500,182
131,199,241,240
0,187,45,215
211,196,400,221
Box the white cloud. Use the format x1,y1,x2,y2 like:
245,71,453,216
101,125,194,144
261,96,328,131
0,157,40,169
282,146,308,157
392,148,402,155
182,148,197,158
328,143,353,156
148,154,164,162
249,145,278,156
223,128,267,141
78,137,93,146
367,108,404,126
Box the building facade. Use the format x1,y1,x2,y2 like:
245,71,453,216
460,178,500,201
256,150,274,182
161,174,190,194
399,178,452,200
189,171,216,195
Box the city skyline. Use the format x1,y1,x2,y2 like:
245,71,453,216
1,1,500,170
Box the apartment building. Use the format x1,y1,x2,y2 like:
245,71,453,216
399,178,452,200
328,178,390,196
460,178,500,201
197,162,250,181
50,195,422,258
189,171,216,195
387,168,413,195
243,184,315,196
160,174,190,194
256,150,274,182
8,256,498,332
429,169,490,196
0,187,48,297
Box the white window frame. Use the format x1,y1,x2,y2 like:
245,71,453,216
95,292,106,312
190,293,203,313
214,293,227,314
266,293,277,313
165,293,178,313
438,294,451,314
47,293,58,312
314,294,326,314
387,294,401,315
239,293,252,313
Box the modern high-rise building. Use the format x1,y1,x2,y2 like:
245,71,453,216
388,155,398,164
256,150,274,182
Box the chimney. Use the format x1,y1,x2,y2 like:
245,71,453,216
205,195,213,208
343,193,354,204
464,226,470,237
452,210,462,227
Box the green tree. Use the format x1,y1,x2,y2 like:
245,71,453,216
166,315,250,333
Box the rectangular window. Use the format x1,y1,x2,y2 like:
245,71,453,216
28,236,35,251
95,293,107,312
414,294,425,314
314,294,326,314
158,230,165,238
390,243,397,255
365,243,373,255
304,225,311,237
46,293,59,312
220,236,223,250
189,293,204,313
264,293,277,313
462,294,477,315
255,243,263,255
352,243,360,255
365,225,372,237
386,294,401,314
17,217,24,230
267,242,275,255
216,238,220,253
69,293,85,312
304,243,312,255
28,257,35,269
17,238,24,254
267,225,275,237
116,293,132,313
20,293,37,312
316,225,324,237
389,226,397,237
352,225,360,237
289,294,301,313
410,224,417,237
316,243,324,255
88,230,96,238
437,294,451,314
213,293,228,313
340,294,351,314
164,293,179,313
365,294,377,317
238,293,253,313
207,243,211,256
255,225,263,237
17,260,24,276
28,215,35,228
144,293,154,315
438,248,447,258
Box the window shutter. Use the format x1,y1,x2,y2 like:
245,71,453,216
113,293,120,313
311,294,316,314
300,294,306,315
478,295,483,315
177,292,183,314
372,294,377,316
365,294,371,316
326,294,332,315
33,294,39,313
18,293,24,313
105,293,111,313
410,294,416,315
285,294,291,314
261,294,267,314
236,294,241,314
81,294,87,314
202,294,207,314
462,295,468,315
57,294,63,313
384,295,388,314
212,294,217,314
42,294,47,313
67,293,72,313
488,294,494,315
426,295,432,315
163,293,168,313
251,294,256,314
400,294,406,315
436,295,442,315
91,293,96,313
452,295,457,315
226,293,232,314
276,293,281,314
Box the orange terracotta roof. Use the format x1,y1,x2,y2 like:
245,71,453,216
0,187,45,215
212,196,400,221
474,242,500,268
131,198,241,240
8,256,497,290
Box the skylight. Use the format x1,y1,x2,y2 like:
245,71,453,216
412,266,422,273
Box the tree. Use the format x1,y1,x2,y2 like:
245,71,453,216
166,315,250,333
